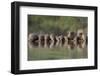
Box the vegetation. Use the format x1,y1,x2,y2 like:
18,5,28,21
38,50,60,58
28,15,88,35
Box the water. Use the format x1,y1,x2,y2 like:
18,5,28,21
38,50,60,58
28,32,88,61
28,42,88,61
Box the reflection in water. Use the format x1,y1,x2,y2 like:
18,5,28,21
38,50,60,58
28,32,87,49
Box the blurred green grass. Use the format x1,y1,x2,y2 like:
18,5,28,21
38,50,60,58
28,15,88,34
